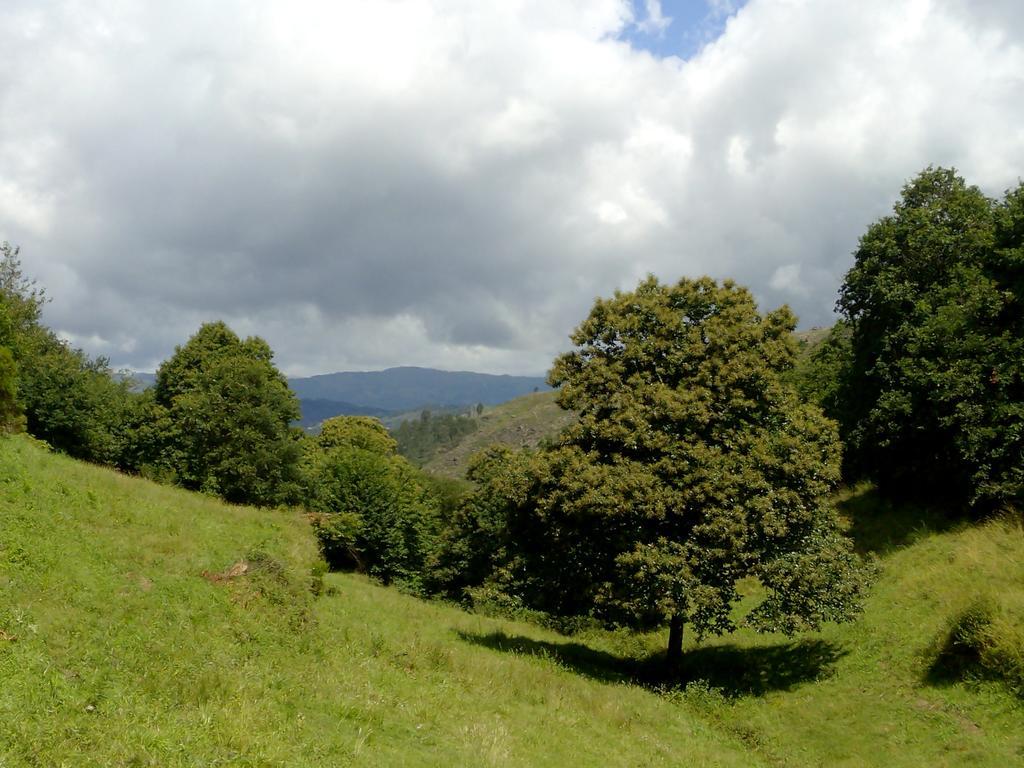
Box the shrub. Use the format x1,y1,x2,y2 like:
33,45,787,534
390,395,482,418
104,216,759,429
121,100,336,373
303,417,442,591
930,596,1024,696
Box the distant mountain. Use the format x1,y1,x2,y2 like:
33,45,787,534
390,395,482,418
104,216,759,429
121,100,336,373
122,371,157,392
288,367,549,413
297,399,393,428
127,366,550,428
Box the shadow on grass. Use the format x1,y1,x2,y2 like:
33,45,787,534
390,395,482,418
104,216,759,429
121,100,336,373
457,630,847,697
837,484,960,556
922,603,1024,698
924,631,985,689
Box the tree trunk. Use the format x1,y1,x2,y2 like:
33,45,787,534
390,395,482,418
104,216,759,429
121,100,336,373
667,613,684,668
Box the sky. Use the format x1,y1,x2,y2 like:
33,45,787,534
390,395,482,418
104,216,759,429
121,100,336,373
1,0,1023,377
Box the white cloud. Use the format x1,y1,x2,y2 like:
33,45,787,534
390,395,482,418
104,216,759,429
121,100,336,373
0,0,1022,375
477,98,560,153
769,263,808,297
708,0,741,16
637,0,672,35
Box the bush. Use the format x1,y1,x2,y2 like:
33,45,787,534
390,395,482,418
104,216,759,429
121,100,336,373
304,417,442,591
929,596,1024,696
426,445,539,600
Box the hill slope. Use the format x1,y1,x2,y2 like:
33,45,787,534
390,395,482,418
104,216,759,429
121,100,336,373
422,390,576,478
130,368,551,429
0,436,752,767
2,436,1022,766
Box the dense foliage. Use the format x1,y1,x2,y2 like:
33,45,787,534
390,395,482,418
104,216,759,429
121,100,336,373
837,168,1024,511
0,346,23,434
429,445,538,599
1,242,134,461
438,277,867,660
134,322,303,505
304,416,441,590
789,321,853,418
318,415,399,454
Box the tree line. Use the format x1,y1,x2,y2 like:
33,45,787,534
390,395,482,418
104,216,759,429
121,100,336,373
1,166,1020,661
393,408,481,466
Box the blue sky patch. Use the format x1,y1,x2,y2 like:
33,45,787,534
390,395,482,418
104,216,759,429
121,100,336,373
620,0,747,59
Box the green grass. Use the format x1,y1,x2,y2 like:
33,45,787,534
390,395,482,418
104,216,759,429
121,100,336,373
0,436,753,767
422,391,575,479
2,436,1022,766
696,487,1024,766
460,485,1024,766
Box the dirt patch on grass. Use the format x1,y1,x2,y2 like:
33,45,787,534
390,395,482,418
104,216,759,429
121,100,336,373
202,560,249,584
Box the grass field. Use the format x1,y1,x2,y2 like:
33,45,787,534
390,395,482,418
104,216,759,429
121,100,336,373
1,435,1022,766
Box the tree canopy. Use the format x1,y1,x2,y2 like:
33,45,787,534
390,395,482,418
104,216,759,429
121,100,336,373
837,167,1024,511
0,345,23,434
139,321,302,505
446,276,866,662
303,416,440,591
1,242,133,460
317,415,399,455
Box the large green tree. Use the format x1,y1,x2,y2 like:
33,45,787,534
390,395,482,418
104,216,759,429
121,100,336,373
1,242,134,461
837,168,1024,510
140,321,302,505
0,251,27,433
450,277,865,663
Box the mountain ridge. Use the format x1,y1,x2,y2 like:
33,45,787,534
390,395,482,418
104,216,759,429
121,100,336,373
128,366,551,427
288,366,550,414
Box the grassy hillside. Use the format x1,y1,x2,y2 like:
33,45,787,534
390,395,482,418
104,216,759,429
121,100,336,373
793,327,833,350
422,391,576,479
680,488,1024,766
2,436,1022,766
0,436,752,767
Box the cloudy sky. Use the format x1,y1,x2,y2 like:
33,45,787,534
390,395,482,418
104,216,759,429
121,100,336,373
2,0,1023,376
